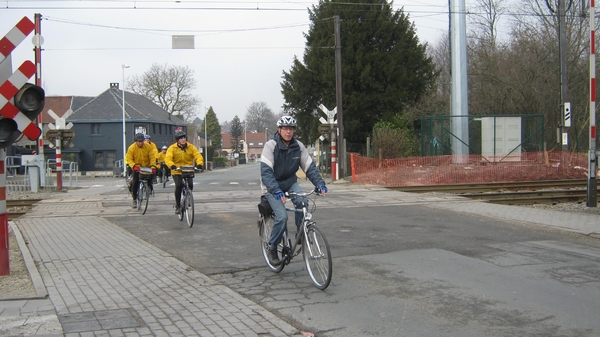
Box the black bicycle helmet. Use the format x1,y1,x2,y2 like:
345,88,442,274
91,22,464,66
134,133,145,142
175,130,187,139
277,116,297,127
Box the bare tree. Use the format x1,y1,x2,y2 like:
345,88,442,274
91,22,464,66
469,0,507,48
128,63,201,122
245,102,276,133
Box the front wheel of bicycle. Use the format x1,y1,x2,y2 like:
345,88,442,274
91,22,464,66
138,183,149,215
302,224,332,290
259,215,284,273
185,190,194,228
178,191,185,221
162,170,168,188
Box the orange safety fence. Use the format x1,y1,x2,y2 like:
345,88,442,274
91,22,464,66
350,151,592,187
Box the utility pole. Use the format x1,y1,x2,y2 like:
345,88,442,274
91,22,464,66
558,0,570,151
334,15,344,179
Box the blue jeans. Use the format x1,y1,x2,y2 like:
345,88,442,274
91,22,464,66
266,182,305,248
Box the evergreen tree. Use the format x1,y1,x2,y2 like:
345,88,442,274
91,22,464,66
200,106,222,150
281,0,436,144
230,115,244,153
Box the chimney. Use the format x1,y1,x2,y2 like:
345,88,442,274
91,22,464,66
110,82,119,89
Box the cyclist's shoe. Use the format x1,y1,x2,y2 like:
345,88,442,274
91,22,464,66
132,200,137,208
175,206,180,214
268,247,281,266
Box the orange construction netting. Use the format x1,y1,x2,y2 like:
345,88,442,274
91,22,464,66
349,151,591,187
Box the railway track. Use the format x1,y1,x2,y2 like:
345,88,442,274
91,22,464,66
389,179,598,205
6,199,41,220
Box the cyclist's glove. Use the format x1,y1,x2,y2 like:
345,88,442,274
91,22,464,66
133,166,140,172
196,165,203,170
273,191,284,200
152,168,157,174
317,185,328,193
171,165,177,170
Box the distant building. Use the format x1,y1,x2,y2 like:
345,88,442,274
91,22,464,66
221,132,268,161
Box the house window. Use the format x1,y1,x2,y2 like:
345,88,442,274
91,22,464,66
249,142,254,146
258,142,264,146
94,150,116,169
91,124,101,135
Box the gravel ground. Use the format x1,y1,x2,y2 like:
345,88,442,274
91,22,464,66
1,186,599,300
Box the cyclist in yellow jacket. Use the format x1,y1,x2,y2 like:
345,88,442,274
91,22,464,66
165,130,204,214
126,133,158,208
157,145,170,183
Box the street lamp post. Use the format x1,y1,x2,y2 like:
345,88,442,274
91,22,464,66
122,64,130,177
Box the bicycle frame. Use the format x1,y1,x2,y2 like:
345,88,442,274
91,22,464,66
173,166,198,227
280,196,313,264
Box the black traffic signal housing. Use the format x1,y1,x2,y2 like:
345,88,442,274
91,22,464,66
0,83,45,148
0,118,19,148
14,83,45,119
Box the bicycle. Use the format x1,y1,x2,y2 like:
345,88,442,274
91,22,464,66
257,188,332,290
173,166,199,227
136,166,154,215
158,162,170,188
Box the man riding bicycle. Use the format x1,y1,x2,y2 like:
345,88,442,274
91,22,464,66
260,116,327,266
165,130,204,214
126,133,158,208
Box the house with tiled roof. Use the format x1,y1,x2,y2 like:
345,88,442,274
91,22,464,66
64,83,186,172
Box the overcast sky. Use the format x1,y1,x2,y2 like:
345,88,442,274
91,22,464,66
2,0,457,125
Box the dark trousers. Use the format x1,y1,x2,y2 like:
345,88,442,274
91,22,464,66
129,171,140,200
173,175,194,207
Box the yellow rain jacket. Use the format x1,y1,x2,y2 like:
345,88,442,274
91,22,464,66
165,142,204,175
126,142,157,168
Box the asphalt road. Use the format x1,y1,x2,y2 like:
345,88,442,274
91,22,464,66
105,163,600,337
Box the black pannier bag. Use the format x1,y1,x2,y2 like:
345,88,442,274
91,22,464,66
258,195,273,216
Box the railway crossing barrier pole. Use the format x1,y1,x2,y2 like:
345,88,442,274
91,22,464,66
587,0,597,207
0,149,8,275
331,130,337,181
55,136,62,191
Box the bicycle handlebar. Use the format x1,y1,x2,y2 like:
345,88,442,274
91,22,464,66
173,166,203,173
285,188,323,198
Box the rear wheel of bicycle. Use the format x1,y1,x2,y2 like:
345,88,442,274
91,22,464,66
302,224,332,290
185,190,194,227
138,183,149,215
259,215,284,273
162,170,168,188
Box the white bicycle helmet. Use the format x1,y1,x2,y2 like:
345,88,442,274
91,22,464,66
277,116,297,127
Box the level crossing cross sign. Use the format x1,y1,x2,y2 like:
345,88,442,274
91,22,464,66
0,15,43,142
0,17,35,63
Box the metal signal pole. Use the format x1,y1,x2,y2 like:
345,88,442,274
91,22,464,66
587,0,597,207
